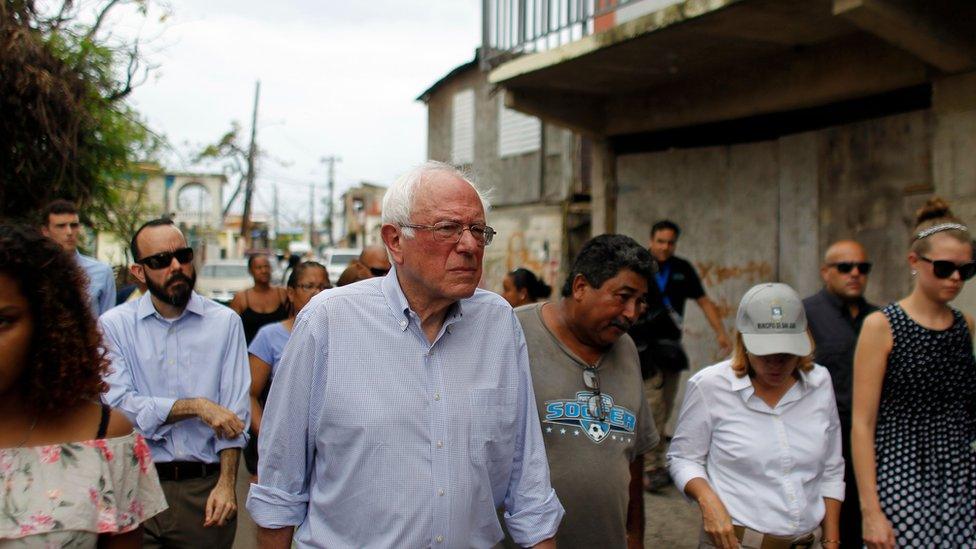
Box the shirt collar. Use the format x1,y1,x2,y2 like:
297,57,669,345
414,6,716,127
136,290,205,320
819,288,866,315
380,266,464,332
720,359,824,404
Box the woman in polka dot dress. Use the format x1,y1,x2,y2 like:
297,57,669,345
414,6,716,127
852,197,976,549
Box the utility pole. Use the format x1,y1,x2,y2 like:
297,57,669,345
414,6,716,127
240,80,261,246
309,181,317,251
321,155,341,248
272,183,279,243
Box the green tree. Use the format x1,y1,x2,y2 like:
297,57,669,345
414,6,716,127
0,0,163,225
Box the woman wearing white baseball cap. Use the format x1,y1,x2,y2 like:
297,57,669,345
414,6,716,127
668,282,844,549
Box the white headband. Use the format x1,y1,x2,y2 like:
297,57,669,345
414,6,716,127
914,223,969,241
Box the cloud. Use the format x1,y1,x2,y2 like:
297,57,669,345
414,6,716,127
122,0,480,226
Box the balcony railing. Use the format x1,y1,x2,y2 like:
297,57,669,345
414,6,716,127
481,0,637,68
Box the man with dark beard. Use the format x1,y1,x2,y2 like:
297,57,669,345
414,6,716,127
99,218,250,549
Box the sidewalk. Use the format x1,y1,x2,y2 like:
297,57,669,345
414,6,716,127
232,465,702,548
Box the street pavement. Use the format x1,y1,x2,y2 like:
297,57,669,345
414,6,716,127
231,463,702,548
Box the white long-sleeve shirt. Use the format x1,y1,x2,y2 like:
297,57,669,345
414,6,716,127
668,359,845,536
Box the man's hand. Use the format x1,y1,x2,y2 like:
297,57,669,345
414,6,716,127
198,400,245,439
204,481,237,527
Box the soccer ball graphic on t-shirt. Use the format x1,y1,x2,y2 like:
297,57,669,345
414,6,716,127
586,422,608,441
543,391,637,444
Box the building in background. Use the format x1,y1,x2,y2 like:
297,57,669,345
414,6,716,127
418,51,590,293
338,182,387,248
482,0,976,371
95,164,227,267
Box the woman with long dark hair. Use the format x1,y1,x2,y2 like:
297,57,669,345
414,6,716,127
501,267,552,308
852,197,976,548
0,224,166,546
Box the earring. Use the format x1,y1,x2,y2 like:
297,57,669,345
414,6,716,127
911,270,917,276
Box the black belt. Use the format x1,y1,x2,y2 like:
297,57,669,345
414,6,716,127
155,461,220,481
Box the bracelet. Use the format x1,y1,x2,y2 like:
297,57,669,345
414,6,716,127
821,539,840,545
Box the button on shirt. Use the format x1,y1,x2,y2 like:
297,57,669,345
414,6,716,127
668,360,844,536
76,251,116,317
246,270,564,548
100,292,250,463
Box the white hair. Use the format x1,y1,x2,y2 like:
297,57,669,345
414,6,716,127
381,160,491,238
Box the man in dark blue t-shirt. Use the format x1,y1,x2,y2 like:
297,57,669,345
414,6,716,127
629,219,731,492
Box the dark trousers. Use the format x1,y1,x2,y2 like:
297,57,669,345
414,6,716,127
839,415,862,548
144,472,236,549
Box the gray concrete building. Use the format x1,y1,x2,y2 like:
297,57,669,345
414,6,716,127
483,0,976,372
418,53,590,293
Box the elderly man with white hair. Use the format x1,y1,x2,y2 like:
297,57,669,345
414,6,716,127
246,161,564,548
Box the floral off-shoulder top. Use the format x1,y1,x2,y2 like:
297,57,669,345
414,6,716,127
0,432,167,547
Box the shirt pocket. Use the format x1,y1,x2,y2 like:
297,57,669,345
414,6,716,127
468,387,518,466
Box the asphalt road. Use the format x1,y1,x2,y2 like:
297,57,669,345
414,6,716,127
231,463,702,548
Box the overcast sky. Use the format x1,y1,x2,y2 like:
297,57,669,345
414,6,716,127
107,0,481,229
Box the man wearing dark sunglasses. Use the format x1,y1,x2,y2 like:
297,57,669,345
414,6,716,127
501,234,658,549
100,218,250,548
802,239,878,549
335,244,393,286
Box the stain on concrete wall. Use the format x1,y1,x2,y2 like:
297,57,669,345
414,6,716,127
483,205,564,295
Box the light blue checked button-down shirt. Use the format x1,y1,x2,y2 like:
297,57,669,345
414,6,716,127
100,291,250,463
246,269,564,548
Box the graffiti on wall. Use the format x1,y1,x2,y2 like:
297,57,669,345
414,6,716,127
505,230,560,289
695,260,773,288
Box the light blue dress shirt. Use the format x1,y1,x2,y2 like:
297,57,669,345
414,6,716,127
246,270,564,548
76,251,116,316
100,292,251,463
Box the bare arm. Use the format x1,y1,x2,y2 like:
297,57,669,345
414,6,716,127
851,312,895,549
684,477,737,549
626,455,645,549
228,290,247,315
820,497,841,548
696,296,731,355
531,539,556,549
257,526,294,548
166,397,245,439
248,355,272,434
204,448,240,527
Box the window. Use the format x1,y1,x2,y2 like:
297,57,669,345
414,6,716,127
451,89,475,164
498,96,541,157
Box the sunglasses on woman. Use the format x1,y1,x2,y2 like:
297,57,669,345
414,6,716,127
137,247,194,270
918,256,976,280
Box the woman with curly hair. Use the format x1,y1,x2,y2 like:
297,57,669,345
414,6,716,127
0,224,167,546
853,197,976,548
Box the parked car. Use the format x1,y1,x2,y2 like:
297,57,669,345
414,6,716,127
196,259,251,304
322,248,361,284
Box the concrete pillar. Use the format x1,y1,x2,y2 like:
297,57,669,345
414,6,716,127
777,132,821,296
590,139,617,236
932,70,976,313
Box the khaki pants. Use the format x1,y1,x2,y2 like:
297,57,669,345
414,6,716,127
698,525,823,549
144,473,237,549
643,368,682,471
